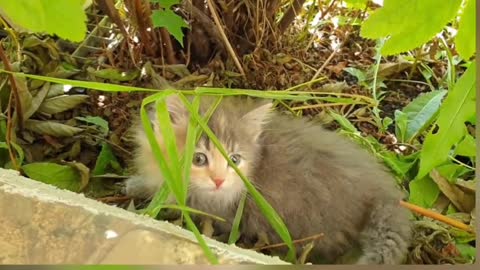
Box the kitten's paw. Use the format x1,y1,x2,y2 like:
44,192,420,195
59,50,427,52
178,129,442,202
124,175,156,199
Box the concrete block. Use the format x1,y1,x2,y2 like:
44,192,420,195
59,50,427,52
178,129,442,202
0,168,288,265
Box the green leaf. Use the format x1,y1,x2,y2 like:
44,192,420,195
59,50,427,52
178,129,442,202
381,151,418,178
0,0,87,42
417,62,476,179
401,90,448,142
455,243,476,261
22,162,86,192
455,133,476,157
343,0,369,10
151,0,180,9
151,9,189,45
24,82,50,120
228,192,247,244
408,176,441,208
360,0,463,55
344,67,367,82
436,162,472,184
92,143,121,176
394,110,408,142
37,95,89,114
24,119,83,137
455,0,476,59
328,110,359,133
75,116,109,136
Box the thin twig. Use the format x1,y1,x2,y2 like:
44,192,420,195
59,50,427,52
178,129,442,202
5,92,18,170
206,0,246,77
399,200,475,234
0,41,23,131
252,233,324,251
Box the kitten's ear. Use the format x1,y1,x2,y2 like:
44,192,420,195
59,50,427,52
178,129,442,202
164,94,189,126
241,102,273,140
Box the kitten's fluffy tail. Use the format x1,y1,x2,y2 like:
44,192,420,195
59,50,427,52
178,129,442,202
356,199,412,264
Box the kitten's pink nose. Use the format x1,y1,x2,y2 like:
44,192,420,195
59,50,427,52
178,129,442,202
213,178,224,188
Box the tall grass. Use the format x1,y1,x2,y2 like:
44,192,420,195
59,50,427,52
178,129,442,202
0,69,370,264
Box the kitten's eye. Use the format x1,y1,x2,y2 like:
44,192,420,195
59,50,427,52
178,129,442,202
229,154,242,166
193,152,208,166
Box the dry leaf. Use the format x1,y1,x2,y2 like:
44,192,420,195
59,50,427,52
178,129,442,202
430,170,475,213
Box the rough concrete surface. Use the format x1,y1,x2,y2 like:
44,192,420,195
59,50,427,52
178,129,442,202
0,168,289,265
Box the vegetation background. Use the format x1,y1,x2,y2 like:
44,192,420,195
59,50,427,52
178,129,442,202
0,0,476,265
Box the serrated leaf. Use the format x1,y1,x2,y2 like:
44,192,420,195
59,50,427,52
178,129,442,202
360,0,463,55
408,175,440,208
24,119,83,137
75,116,109,136
0,0,87,42
417,62,476,179
401,90,448,142
24,82,50,120
455,0,476,60
92,142,121,176
151,9,189,46
22,162,86,192
37,94,89,114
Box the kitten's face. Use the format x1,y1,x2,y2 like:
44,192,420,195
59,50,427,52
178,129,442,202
147,95,272,205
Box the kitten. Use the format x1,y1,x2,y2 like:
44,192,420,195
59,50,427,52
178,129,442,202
125,94,412,264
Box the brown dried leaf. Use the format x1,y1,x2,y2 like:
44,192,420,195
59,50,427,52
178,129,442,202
13,75,32,122
371,61,413,78
430,170,475,213
24,119,83,137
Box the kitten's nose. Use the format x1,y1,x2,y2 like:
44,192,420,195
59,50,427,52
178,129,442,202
213,178,224,188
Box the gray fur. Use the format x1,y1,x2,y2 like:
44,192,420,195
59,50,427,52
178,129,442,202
126,95,413,264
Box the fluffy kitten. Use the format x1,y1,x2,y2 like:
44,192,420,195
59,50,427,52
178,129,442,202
125,94,412,264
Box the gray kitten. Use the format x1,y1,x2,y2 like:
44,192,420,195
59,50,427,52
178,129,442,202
125,94,412,264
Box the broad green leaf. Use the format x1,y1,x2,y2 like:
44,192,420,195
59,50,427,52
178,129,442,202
37,95,89,114
344,67,367,82
22,162,86,192
408,176,440,208
417,62,476,179
360,0,463,55
0,0,87,42
455,0,476,59
151,9,189,45
402,90,448,142
75,116,109,136
24,119,83,137
92,142,121,176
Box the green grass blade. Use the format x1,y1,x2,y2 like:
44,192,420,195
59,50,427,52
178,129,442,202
180,94,200,205
228,191,247,245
